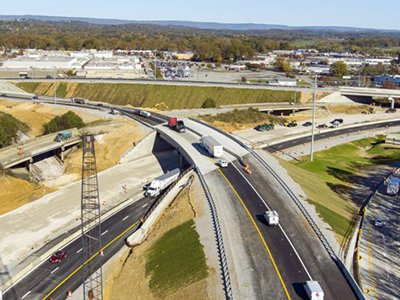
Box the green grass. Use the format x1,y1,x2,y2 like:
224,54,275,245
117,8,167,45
307,199,352,237
281,136,400,239
16,81,299,110
145,220,208,297
56,82,68,98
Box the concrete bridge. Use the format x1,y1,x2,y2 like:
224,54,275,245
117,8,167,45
340,87,400,98
0,130,80,172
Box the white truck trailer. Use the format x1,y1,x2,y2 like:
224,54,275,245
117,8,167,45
145,168,180,197
264,211,279,226
304,281,324,300
200,135,223,158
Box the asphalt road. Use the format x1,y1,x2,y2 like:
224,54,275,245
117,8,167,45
219,159,358,299
3,196,152,300
264,120,400,152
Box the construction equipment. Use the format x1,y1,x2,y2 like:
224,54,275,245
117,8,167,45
81,135,103,300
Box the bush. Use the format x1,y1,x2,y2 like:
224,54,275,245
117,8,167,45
0,112,29,148
201,98,216,108
43,111,85,134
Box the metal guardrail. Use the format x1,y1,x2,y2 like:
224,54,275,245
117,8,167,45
189,117,365,300
196,167,233,300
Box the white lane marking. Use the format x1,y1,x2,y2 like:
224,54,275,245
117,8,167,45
101,230,109,236
76,248,82,253
51,267,59,274
231,162,313,280
122,215,129,221
142,203,148,208
21,290,31,299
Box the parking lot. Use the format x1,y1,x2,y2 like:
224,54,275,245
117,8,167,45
358,181,400,299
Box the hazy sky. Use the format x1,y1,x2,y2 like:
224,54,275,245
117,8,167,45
1,0,398,30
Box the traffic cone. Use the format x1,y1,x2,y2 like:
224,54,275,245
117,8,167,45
100,250,104,256
67,290,72,297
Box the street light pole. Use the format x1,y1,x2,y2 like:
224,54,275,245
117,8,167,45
310,75,317,162
54,68,56,104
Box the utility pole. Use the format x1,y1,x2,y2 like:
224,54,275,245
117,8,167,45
310,75,317,162
81,135,103,300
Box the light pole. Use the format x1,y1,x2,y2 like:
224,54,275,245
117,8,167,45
53,67,56,104
310,75,317,162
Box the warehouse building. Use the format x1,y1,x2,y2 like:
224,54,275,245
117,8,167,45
2,56,88,69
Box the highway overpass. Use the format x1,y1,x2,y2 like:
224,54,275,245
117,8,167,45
0,131,80,171
1,95,363,300
340,87,400,98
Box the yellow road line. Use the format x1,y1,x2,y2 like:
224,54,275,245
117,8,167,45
42,220,139,300
367,221,378,299
218,169,292,300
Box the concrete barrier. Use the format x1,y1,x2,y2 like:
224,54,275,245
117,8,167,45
120,131,156,163
1,192,144,293
125,170,194,247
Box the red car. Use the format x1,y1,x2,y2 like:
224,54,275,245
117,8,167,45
49,250,67,264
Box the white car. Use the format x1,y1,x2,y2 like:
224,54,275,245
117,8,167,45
218,160,228,168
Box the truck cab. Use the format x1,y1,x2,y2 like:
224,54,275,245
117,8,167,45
168,117,186,133
264,211,279,226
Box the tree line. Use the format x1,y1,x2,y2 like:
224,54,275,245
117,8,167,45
1,20,400,61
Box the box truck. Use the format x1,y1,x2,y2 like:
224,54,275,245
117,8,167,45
145,168,180,197
200,136,223,158
304,281,324,300
54,130,72,142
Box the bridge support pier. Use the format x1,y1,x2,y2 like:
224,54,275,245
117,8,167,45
27,158,33,173
292,109,296,117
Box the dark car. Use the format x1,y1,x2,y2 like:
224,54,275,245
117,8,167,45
255,123,274,132
386,108,396,113
303,121,313,127
287,121,298,128
317,123,328,129
49,250,67,264
46,75,53,79
331,118,344,124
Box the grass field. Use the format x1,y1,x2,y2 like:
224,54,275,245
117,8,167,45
145,219,208,297
282,136,400,241
17,81,300,110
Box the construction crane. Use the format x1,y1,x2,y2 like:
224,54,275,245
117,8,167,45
81,134,103,300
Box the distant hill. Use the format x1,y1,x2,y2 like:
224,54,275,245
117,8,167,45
0,15,397,33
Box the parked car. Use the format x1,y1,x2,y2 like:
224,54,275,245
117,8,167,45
317,123,328,129
386,108,396,113
303,121,313,127
374,219,384,227
287,121,297,128
49,250,67,264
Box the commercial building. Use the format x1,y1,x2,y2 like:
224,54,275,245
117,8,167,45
2,56,87,69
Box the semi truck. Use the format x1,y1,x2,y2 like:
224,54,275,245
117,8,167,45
168,117,186,133
145,168,180,197
200,135,223,158
54,130,72,142
264,211,279,226
304,281,324,300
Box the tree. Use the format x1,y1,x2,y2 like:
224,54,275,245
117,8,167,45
201,98,216,108
43,111,84,134
274,57,291,73
330,61,349,77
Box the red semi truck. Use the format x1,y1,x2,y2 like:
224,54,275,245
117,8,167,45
168,117,186,133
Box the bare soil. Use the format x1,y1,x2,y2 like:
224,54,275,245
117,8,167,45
105,176,215,300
